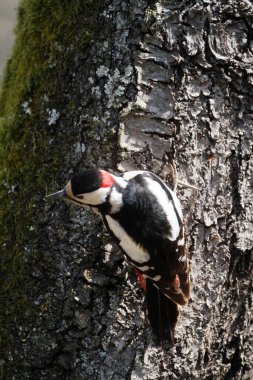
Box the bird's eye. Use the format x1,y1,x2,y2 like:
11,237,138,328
75,195,83,199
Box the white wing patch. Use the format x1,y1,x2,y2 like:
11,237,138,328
168,187,183,221
152,275,161,282
75,187,110,205
105,215,150,263
135,265,150,272
144,177,181,241
123,170,145,181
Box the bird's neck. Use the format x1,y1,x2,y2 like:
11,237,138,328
106,175,127,214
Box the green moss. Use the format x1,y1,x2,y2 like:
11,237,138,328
0,0,106,374
0,0,101,116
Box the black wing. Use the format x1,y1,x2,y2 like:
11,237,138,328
111,172,190,305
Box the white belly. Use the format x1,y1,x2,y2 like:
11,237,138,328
105,215,150,263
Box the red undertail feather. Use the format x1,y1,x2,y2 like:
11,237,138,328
136,270,146,291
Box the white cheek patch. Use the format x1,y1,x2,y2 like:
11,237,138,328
105,215,150,263
144,177,181,241
77,187,110,205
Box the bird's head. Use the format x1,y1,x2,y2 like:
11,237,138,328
45,169,115,207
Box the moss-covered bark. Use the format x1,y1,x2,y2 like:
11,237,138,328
0,0,136,377
1,1,252,379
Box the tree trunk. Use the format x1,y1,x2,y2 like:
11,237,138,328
1,1,252,379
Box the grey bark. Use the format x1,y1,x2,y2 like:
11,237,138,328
2,0,253,379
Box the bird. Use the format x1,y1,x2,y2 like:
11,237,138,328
46,168,190,343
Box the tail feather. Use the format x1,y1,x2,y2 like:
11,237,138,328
146,279,179,343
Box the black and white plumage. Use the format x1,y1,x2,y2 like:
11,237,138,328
46,169,190,342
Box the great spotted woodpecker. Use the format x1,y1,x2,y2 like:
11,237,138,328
46,169,190,343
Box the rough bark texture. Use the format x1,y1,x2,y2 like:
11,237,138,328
1,1,252,379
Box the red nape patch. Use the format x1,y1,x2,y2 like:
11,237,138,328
101,170,114,188
136,269,146,291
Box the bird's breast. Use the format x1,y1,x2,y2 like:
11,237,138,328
105,215,150,264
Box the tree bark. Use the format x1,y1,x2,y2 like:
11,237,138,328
1,1,252,379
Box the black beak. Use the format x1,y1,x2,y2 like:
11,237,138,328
45,188,67,202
